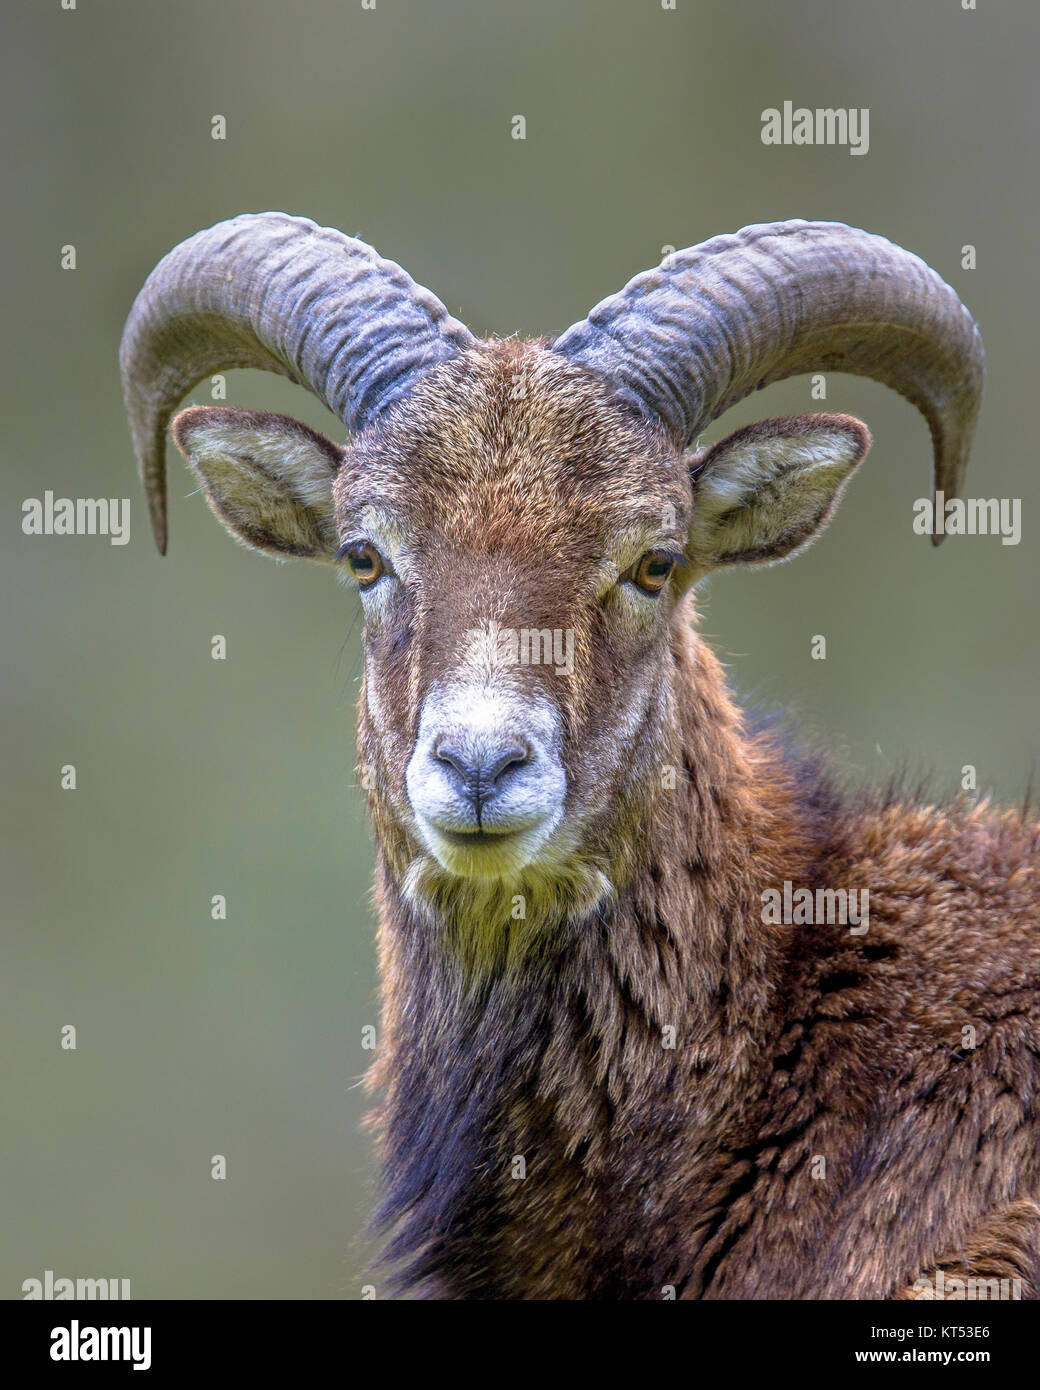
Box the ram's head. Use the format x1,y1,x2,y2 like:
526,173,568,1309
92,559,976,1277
121,215,983,897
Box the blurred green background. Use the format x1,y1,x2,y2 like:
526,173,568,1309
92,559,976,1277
2,0,1037,1298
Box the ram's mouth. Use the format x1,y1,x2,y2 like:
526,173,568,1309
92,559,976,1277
415,812,560,881
438,827,519,848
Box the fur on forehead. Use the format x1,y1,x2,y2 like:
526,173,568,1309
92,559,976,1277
333,340,690,545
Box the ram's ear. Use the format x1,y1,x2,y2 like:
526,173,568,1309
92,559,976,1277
171,406,343,561
686,414,871,573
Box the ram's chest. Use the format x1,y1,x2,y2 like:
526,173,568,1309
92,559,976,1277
422,1089,730,1298
426,1055,888,1299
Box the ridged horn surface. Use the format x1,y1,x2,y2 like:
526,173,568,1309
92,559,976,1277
120,212,475,552
553,220,984,541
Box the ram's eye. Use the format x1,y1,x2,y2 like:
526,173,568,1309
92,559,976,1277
338,541,385,588
630,549,679,595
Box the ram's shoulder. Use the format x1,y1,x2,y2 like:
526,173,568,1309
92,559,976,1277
767,764,1040,1066
850,794,1040,1007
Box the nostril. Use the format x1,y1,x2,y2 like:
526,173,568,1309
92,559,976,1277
433,740,471,781
485,738,531,787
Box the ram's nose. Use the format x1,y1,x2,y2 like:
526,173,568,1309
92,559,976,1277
433,735,531,814
405,686,567,873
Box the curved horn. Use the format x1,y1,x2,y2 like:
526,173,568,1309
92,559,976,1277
552,220,984,542
120,212,475,552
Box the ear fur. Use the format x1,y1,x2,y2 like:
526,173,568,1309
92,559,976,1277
171,406,343,561
686,413,871,573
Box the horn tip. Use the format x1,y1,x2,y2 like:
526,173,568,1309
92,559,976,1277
147,497,168,554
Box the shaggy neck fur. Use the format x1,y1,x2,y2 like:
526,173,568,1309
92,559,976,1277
364,613,852,1297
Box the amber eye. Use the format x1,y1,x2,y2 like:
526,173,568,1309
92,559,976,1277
338,540,385,588
630,549,680,596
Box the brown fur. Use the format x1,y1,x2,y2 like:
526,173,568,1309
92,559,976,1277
326,343,1040,1299
174,338,1040,1298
